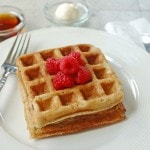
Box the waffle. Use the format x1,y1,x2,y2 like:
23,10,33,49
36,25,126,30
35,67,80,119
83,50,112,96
16,44,126,139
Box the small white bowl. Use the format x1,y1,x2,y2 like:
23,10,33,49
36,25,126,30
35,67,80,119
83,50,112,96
43,0,90,26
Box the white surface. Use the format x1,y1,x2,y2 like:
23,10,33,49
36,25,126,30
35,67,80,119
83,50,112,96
1,0,150,30
0,27,150,150
104,17,150,48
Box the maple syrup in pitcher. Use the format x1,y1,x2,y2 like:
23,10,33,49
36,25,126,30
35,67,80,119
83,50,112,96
0,13,20,31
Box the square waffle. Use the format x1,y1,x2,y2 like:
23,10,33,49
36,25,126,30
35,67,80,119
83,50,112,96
16,44,126,139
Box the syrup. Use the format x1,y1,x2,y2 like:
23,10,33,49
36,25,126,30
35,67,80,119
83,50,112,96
0,13,20,31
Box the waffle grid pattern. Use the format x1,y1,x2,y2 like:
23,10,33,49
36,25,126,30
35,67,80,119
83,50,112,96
16,44,124,128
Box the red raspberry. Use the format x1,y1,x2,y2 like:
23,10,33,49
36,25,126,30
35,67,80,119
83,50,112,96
75,66,92,84
60,56,79,75
52,71,75,90
46,58,60,75
69,52,84,66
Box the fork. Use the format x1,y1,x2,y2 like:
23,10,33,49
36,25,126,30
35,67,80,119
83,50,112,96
141,35,150,53
0,33,31,91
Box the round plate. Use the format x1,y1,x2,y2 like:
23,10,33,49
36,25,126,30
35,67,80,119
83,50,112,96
0,27,150,150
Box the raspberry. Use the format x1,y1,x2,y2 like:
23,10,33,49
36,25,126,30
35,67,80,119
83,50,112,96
69,52,84,66
46,58,60,75
52,71,75,90
60,56,79,75
75,66,92,84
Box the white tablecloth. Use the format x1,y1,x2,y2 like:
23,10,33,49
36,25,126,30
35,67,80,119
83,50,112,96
1,0,150,31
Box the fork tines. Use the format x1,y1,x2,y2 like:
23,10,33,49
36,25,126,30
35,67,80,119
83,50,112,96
6,33,31,65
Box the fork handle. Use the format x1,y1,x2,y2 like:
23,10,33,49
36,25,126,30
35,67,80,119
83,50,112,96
0,72,8,92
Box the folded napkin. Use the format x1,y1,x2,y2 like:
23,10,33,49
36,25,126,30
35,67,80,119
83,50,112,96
104,17,150,48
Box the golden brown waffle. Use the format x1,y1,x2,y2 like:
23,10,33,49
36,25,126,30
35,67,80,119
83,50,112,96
16,44,125,138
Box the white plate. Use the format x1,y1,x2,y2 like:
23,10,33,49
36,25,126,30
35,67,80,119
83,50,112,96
0,27,150,150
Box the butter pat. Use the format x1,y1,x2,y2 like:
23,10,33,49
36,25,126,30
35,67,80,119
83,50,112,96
55,3,79,21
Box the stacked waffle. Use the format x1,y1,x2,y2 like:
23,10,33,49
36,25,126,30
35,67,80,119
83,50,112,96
16,44,126,139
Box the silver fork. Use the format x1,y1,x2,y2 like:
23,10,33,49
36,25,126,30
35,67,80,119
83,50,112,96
141,35,150,53
0,33,31,91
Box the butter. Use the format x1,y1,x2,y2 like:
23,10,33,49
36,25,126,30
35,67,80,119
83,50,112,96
55,3,79,21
